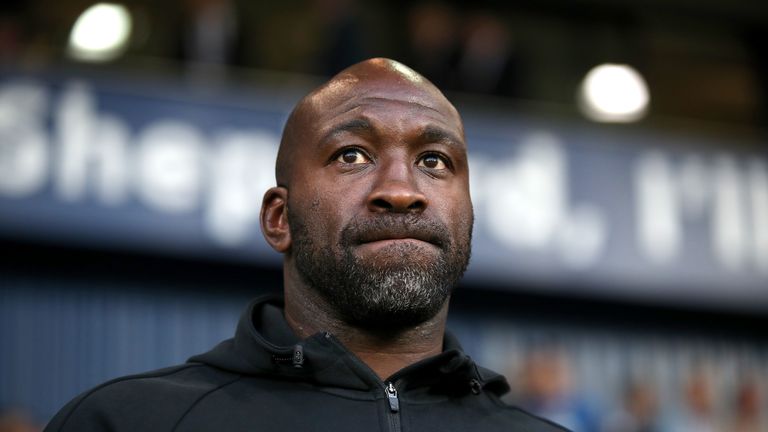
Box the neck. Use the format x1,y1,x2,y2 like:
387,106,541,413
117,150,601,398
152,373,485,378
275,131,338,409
283,267,448,380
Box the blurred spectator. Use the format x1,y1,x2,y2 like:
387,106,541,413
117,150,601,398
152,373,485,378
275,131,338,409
725,378,765,432
405,2,460,90
601,380,660,432
0,408,40,432
454,11,520,97
664,369,723,432
0,0,24,63
310,0,367,76
514,348,601,432
743,26,768,126
179,0,241,80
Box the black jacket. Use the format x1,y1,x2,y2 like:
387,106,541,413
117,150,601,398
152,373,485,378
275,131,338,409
45,295,569,431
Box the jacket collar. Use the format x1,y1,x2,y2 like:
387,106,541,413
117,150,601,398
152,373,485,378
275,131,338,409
189,294,510,396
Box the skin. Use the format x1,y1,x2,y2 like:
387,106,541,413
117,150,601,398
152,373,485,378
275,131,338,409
260,58,472,380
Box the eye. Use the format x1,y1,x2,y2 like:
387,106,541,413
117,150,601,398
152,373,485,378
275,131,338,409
417,153,448,170
336,148,371,164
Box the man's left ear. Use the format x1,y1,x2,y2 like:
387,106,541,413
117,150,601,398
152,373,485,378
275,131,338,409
260,186,291,253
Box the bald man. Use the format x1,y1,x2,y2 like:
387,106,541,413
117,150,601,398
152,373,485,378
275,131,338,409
45,59,568,432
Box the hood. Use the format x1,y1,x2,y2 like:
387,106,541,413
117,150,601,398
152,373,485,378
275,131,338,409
189,294,510,396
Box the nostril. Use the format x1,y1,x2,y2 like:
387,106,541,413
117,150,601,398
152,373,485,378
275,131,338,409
371,198,392,209
408,201,425,211
367,186,428,213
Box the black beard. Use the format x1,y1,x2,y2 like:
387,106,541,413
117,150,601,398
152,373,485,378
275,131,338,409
288,209,472,331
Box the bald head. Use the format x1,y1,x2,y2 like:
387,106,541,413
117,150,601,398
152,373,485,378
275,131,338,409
276,58,464,187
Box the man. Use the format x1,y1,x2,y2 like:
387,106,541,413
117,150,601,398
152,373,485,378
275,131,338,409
45,58,568,431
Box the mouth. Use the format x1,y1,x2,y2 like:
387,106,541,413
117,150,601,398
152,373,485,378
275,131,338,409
355,238,439,258
355,232,443,257
342,215,448,252
360,237,433,246
356,230,442,248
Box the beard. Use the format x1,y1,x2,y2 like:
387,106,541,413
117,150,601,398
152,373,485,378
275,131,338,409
288,208,472,331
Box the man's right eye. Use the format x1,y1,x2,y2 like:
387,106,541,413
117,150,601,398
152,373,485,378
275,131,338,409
336,148,371,164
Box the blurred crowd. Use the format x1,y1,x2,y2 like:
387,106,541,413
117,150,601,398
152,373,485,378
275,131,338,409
3,0,767,122
0,0,525,99
505,347,766,432
0,408,39,432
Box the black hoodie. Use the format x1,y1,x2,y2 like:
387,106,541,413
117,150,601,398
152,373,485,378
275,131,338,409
45,295,569,432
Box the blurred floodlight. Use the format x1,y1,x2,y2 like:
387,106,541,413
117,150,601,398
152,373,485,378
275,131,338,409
68,3,132,62
578,64,649,123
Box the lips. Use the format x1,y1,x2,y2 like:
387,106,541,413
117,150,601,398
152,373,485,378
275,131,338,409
343,216,447,248
360,236,438,247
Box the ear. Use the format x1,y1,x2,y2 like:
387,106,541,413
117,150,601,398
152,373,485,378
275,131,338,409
260,186,291,253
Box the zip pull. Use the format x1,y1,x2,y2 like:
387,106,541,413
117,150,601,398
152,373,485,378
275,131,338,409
385,382,399,412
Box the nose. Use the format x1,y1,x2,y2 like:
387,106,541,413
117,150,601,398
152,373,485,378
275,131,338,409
366,161,428,213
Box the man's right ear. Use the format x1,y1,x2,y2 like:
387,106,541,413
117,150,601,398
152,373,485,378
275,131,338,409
260,186,291,253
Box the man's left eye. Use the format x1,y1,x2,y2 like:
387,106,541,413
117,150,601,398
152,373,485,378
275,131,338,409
417,154,448,170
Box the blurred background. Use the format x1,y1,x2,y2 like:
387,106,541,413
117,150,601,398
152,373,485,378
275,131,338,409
1,0,767,430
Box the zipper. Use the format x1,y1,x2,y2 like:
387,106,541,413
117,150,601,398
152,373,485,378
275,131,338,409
384,381,401,432
321,333,402,431
385,382,399,412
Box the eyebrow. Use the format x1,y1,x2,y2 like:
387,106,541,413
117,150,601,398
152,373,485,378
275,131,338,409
319,119,464,150
420,126,464,150
320,118,375,145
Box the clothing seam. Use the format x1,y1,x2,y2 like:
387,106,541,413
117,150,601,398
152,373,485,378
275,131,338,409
170,375,243,432
55,364,204,431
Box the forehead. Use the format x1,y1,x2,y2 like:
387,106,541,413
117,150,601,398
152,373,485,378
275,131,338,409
302,74,464,139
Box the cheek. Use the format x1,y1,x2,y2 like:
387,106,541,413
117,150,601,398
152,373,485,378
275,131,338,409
453,202,474,240
300,174,369,219
436,189,474,239
291,191,345,242
431,185,472,218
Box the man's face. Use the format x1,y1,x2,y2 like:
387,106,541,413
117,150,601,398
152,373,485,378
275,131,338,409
286,68,473,329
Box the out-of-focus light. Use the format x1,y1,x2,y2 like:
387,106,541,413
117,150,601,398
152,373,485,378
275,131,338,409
578,64,649,123
68,3,132,62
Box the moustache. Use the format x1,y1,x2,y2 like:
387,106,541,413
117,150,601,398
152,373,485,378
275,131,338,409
340,215,450,248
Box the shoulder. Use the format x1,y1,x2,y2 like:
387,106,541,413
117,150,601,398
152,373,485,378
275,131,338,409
469,365,571,431
44,363,242,432
474,390,572,432
491,405,573,431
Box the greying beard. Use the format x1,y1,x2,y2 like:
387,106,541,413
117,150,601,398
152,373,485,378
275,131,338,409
288,211,471,331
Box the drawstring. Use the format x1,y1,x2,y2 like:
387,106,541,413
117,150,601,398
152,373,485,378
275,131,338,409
469,378,482,395
469,363,483,394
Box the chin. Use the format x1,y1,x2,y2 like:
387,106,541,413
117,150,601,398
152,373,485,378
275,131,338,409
334,268,452,331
